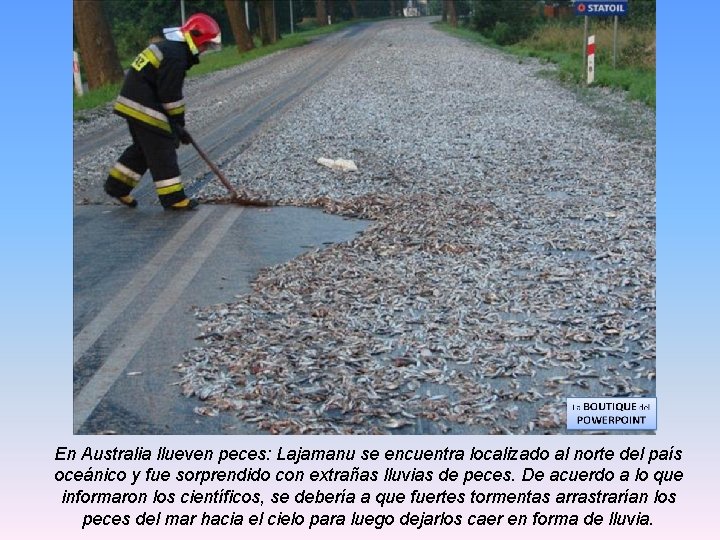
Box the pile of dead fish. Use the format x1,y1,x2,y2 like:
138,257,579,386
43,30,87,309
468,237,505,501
179,21,655,434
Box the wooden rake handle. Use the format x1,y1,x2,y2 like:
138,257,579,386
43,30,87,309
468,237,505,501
185,130,241,199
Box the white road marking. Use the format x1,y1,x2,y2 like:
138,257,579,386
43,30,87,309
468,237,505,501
73,207,212,364
74,206,241,432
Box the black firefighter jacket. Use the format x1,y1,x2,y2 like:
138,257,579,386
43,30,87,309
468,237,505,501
114,39,199,138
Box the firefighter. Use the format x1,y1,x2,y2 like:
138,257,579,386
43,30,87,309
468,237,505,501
104,13,221,210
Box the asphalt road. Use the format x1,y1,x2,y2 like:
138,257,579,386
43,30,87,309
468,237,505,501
74,203,368,434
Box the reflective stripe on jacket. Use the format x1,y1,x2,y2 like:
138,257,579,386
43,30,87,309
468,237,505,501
113,40,197,137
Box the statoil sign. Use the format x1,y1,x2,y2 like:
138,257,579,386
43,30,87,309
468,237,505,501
574,1,628,16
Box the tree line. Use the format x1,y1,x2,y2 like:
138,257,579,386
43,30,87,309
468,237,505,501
441,1,655,36
74,0,427,90
74,1,655,91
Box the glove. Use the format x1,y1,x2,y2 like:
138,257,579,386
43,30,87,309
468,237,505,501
173,124,192,145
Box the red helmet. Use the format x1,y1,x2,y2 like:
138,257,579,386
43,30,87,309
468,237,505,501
181,13,221,52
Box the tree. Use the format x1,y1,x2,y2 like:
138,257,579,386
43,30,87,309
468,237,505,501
225,0,255,52
73,0,124,89
256,0,277,44
316,0,327,26
447,0,457,27
349,0,359,19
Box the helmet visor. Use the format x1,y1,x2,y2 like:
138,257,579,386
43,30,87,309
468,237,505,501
201,33,222,53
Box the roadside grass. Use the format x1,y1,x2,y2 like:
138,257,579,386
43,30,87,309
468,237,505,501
73,20,359,113
74,84,122,113
436,21,655,109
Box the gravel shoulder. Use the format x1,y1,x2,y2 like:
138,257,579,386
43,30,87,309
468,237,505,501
74,18,655,435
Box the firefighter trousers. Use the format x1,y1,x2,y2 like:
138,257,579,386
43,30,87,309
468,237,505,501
105,121,189,208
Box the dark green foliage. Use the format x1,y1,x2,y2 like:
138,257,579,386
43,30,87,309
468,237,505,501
427,0,442,15
456,0,473,18
110,20,154,61
627,0,655,28
100,0,415,61
356,0,391,18
425,0,472,18
332,1,356,21
103,0,232,60
302,0,391,20
471,0,537,45
103,0,179,58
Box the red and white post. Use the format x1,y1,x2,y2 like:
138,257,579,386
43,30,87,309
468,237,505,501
587,35,596,85
73,51,84,96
